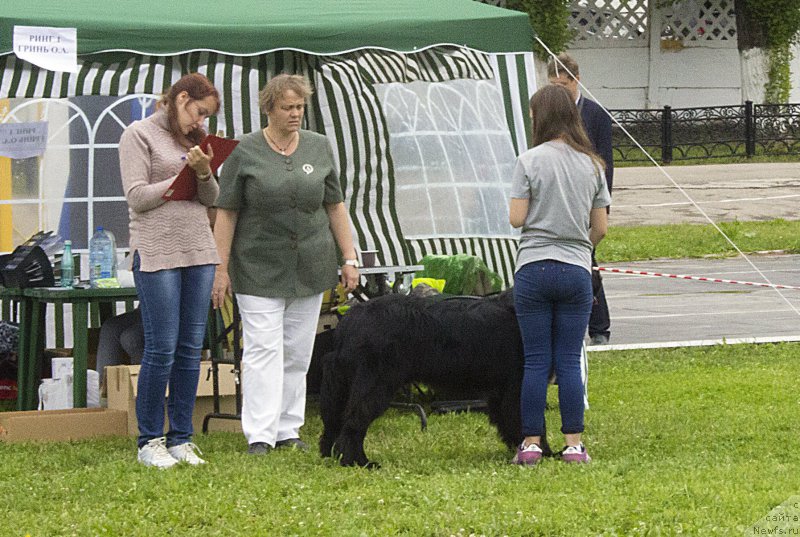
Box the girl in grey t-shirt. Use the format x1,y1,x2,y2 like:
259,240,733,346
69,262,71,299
508,85,610,466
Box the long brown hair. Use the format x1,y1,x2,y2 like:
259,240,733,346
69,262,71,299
529,84,604,172
160,73,220,146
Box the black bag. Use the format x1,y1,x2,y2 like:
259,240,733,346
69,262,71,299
0,321,19,400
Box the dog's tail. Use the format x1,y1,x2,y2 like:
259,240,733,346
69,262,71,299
319,349,350,457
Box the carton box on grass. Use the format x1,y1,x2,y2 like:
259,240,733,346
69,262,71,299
106,362,241,435
0,408,128,443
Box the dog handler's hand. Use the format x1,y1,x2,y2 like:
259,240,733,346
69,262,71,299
212,268,232,309
341,264,359,292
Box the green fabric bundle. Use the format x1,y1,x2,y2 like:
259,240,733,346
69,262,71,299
415,254,503,296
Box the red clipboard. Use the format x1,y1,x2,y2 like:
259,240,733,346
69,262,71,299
162,135,240,201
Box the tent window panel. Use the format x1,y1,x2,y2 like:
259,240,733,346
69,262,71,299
55,202,89,249
92,200,130,249
376,78,517,239
417,134,452,183
92,148,124,198
7,157,40,200
440,135,476,183
0,95,159,253
64,107,91,146
391,141,424,188
0,201,88,250
457,186,489,235
477,85,513,131
481,187,514,234
395,187,435,236
429,86,474,131
380,84,436,132
428,186,463,235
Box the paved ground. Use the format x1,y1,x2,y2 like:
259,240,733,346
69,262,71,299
592,254,800,350
612,162,800,226
590,161,800,350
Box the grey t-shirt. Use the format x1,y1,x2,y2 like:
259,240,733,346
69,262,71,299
511,140,611,274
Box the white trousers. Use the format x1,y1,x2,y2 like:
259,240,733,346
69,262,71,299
236,293,323,446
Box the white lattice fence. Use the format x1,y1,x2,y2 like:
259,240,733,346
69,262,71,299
569,0,649,42
661,0,737,41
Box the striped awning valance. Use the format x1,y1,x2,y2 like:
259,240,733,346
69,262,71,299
0,51,312,138
336,47,495,85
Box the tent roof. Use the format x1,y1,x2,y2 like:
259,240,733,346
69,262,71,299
1,0,534,56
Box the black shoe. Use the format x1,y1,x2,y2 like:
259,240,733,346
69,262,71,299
247,442,273,455
589,334,609,346
275,438,308,451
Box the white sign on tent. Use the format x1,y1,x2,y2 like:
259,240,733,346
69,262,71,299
0,121,48,159
13,26,78,74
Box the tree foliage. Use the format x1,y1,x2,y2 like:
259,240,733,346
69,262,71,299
735,0,800,102
504,0,574,60
658,0,800,102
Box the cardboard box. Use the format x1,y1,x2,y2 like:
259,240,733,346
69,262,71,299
106,362,242,435
0,407,128,443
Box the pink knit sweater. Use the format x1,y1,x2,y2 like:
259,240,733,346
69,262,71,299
118,108,220,272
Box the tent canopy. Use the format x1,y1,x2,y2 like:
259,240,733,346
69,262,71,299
1,0,534,56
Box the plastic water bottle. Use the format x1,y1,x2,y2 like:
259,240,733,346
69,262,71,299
104,228,119,276
60,240,74,288
89,227,117,287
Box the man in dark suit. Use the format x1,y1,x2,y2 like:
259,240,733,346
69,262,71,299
547,53,614,345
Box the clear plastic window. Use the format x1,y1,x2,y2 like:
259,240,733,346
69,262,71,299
376,79,517,238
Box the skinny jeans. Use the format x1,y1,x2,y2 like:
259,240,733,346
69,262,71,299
133,252,215,448
514,260,592,437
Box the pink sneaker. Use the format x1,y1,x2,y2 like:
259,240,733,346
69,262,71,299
512,442,543,465
561,443,591,464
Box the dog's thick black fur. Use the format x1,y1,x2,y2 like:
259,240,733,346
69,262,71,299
319,289,550,467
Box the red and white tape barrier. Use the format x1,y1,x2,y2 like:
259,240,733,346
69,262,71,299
595,266,800,291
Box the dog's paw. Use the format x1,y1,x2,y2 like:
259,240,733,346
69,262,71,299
337,457,381,469
319,438,335,458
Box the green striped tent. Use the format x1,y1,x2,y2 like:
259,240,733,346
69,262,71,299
1,0,537,285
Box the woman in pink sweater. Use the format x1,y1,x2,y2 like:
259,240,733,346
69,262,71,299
118,73,220,468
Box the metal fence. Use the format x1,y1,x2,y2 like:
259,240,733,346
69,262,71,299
610,101,800,163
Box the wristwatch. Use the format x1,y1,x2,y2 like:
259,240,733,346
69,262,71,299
343,258,360,268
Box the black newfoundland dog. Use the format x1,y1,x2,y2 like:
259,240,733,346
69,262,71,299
319,289,551,467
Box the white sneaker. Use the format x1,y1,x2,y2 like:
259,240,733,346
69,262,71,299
561,443,591,464
138,437,179,469
168,442,207,465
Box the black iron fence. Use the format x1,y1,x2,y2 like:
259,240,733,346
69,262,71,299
610,101,800,163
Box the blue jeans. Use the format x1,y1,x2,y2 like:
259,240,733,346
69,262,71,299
132,252,215,448
514,260,592,437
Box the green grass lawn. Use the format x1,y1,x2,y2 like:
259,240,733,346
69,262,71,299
615,149,800,167
599,219,800,261
1,343,798,535
3,219,800,534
